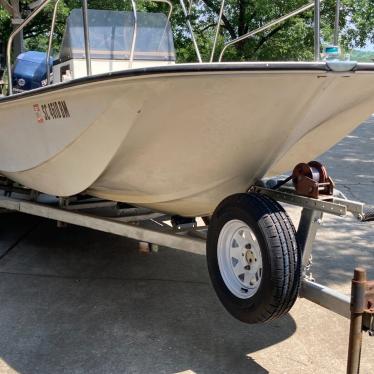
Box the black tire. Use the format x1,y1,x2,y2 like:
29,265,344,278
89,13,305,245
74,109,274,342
206,192,301,324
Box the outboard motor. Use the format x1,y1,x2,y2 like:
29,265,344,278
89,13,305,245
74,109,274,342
12,51,53,93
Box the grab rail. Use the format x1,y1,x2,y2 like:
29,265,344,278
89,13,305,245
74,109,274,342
6,0,51,94
314,0,321,60
218,1,321,62
210,0,225,62
334,0,340,45
128,0,137,68
46,0,62,85
82,0,92,75
179,0,202,62
153,0,173,51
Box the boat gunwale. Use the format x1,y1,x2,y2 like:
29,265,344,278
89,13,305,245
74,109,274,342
0,61,362,104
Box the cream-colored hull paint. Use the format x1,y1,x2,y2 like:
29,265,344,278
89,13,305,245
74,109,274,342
1,65,374,216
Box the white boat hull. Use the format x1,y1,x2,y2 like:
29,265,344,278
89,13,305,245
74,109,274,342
1,62,374,216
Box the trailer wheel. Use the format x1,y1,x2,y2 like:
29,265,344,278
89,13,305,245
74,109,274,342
207,192,301,324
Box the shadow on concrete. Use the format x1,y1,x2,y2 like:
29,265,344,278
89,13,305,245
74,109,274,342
0,213,297,374
319,119,374,205
311,119,374,286
309,216,374,287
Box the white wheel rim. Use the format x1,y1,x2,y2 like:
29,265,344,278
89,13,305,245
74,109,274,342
217,219,263,299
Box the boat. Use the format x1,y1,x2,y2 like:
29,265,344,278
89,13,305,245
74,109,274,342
1,1,374,217
2,0,374,327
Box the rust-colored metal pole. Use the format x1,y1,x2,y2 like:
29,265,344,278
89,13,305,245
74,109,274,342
347,268,367,374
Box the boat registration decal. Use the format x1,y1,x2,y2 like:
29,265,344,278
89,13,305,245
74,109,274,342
33,100,71,123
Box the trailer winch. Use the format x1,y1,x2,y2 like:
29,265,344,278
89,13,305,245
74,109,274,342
292,161,334,198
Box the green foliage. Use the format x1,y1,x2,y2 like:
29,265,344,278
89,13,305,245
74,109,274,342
24,2,71,52
0,6,11,42
1,0,374,63
350,49,374,62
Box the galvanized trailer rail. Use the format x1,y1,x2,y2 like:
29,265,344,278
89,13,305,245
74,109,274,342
0,194,206,255
0,185,372,373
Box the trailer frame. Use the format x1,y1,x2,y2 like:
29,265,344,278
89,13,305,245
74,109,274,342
0,182,372,373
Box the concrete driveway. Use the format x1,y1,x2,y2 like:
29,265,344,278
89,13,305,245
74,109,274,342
0,119,373,374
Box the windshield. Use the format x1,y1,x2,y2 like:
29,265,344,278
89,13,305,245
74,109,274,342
59,9,175,61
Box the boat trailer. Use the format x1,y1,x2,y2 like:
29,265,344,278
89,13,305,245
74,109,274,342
0,180,372,373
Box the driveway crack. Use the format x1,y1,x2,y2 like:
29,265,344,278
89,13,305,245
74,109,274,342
0,223,39,262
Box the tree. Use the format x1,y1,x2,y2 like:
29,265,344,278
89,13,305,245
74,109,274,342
184,0,374,62
1,0,374,64
191,0,317,61
0,0,24,56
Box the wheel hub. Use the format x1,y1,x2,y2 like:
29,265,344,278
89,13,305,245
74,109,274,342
245,249,256,265
217,220,263,299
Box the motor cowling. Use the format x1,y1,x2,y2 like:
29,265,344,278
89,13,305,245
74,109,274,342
12,51,53,93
